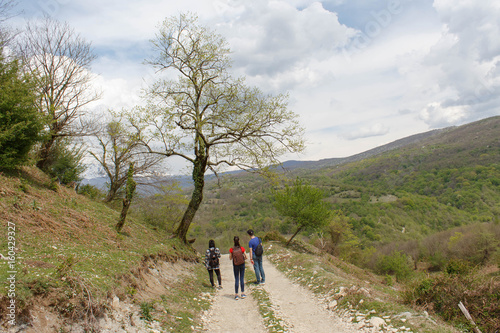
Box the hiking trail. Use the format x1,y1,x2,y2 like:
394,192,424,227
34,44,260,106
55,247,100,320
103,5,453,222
201,254,359,332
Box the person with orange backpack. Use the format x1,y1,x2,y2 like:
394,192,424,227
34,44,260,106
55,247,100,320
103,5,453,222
229,236,247,300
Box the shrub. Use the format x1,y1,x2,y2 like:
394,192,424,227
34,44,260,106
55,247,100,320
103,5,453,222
403,273,500,332
445,258,473,275
375,251,413,281
263,230,287,243
77,184,104,200
0,55,43,169
44,140,86,184
427,251,447,272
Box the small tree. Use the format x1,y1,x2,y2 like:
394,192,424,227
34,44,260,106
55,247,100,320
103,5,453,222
45,139,86,184
325,213,360,260
116,162,136,232
90,110,163,202
273,178,330,246
0,53,43,169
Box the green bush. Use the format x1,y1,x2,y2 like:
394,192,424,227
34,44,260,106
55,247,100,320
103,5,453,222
77,184,104,200
44,140,86,184
445,258,472,275
375,251,413,281
263,230,287,243
427,251,448,272
0,55,43,169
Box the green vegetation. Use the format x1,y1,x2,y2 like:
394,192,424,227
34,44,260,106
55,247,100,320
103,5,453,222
272,178,330,245
0,53,43,170
133,13,305,243
187,116,500,331
43,139,87,184
0,167,210,331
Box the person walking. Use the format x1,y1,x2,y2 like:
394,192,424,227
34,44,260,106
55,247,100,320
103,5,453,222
247,229,265,285
229,236,247,300
205,239,222,289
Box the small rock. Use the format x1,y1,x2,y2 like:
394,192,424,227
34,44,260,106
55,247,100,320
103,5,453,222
328,300,338,310
112,296,120,309
369,316,386,329
359,287,370,296
398,312,412,319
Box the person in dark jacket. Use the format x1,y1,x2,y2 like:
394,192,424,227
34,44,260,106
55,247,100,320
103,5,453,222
205,239,222,289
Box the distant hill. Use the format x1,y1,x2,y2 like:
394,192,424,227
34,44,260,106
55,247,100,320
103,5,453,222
191,115,500,248
83,116,500,198
281,127,449,170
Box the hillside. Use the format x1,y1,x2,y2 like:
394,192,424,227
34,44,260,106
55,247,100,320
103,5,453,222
1,116,499,332
190,116,500,247
187,116,500,331
0,167,211,332
0,167,461,332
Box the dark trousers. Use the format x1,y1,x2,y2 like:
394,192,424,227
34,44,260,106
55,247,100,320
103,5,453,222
233,263,245,293
208,269,221,287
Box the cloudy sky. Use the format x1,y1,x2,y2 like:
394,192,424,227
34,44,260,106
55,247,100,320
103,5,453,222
11,0,500,175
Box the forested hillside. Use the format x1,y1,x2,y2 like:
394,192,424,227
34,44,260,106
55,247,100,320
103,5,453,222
190,116,500,250
181,116,500,331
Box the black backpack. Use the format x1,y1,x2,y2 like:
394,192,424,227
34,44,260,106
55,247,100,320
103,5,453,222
255,237,264,256
208,248,219,268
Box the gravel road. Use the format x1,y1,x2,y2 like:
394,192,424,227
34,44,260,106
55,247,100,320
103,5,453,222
202,254,359,332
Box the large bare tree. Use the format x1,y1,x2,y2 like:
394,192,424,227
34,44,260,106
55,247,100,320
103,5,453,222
16,17,101,170
133,13,305,243
90,110,164,202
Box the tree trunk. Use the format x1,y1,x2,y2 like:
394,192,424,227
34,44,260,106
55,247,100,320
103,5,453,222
104,181,121,202
175,155,207,243
36,135,56,170
115,163,135,232
116,197,131,232
286,225,303,246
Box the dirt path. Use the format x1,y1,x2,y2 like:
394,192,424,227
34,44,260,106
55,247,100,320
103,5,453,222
202,254,267,332
202,254,359,332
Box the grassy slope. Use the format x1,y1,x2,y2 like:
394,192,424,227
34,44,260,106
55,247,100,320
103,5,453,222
0,167,212,331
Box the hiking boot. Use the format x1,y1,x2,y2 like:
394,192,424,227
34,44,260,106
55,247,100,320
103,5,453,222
217,285,223,289
235,295,239,300
241,294,246,299
260,281,265,285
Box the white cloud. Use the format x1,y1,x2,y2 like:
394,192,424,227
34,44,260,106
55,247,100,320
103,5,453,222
419,102,469,128
10,0,500,174
342,123,390,140
414,0,500,127
214,1,355,80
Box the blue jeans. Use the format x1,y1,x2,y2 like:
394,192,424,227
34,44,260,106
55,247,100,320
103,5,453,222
233,263,245,293
253,255,265,283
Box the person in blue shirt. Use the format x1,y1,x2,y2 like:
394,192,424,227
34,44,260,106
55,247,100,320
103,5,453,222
247,229,265,285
